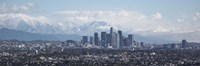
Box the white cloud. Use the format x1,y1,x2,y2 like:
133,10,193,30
152,12,162,20
51,10,200,41
36,16,49,23
0,13,58,34
1,5,199,35
177,19,184,22
0,3,35,14
193,12,200,21
53,10,178,34
196,12,200,16
0,13,48,25
153,26,169,32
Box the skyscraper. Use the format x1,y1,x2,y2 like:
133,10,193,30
123,38,129,47
110,27,113,47
94,32,99,46
110,27,113,34
112,32,119,49
128,34,133,47
89,37,93,45
101,32,107,48
118,30,123,48
82,36,88,45
182,39,187,49
106,34,111,47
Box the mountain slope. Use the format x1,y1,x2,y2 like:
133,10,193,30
0,28,81,41
0,28,178,43
133,34,178,44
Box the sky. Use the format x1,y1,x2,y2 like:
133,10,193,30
0,0,200,42
2,0,200,13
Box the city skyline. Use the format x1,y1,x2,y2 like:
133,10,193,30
0,0,200,42
1,0,200,66
81,27,135,49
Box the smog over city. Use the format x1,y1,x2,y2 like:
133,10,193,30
0,0,200,66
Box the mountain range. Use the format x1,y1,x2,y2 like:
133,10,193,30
0,28,81,41
0,27,178,44
0,14,193,43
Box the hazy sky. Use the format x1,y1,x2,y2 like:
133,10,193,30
1,0,200,22
2,0,200,13
0,0,200,42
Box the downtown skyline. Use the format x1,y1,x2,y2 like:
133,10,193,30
1,1,200,65
81,27,135,49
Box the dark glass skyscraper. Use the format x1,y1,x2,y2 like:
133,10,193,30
89,37,93,45
124,38,129,46
118,30,123,48
110,27,113,46
82,36,88,44
94,32,99,46
128,34,133,47
182,39,187,48
101,32,107,48
110,27,113,34
106,34,111,46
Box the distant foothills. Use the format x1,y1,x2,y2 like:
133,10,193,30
0,27,178,44
0,28,80,41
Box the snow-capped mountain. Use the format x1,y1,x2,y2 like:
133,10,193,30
0,28,81,41
0,13,199,43
0,13,62,34
0,14,113,35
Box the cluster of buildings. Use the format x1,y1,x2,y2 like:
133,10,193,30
81,27,143,49
81,27,200,50
0,35,200,65
161,39,200,49
0,40,200,66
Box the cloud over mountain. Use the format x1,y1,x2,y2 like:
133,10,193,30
0,3,200,42
0,3,35,14
0,13,62,34
53,10,200,34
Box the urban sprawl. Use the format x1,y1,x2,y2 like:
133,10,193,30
0,27,200,66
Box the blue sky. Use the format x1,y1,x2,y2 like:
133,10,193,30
2,0,200,20
2,0,200,13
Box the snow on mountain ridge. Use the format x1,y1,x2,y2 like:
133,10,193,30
0,13,59,34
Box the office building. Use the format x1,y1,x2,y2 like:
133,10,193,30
128,34,133,47
101,32,107,48
118,30,123,48
82,36,88,45
182,39,187,49
106,34,111,46
94,32,99,46
89,37,93,45
110,27,113,47
111,32,119,48
110,27,113,34
123,38,129,46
